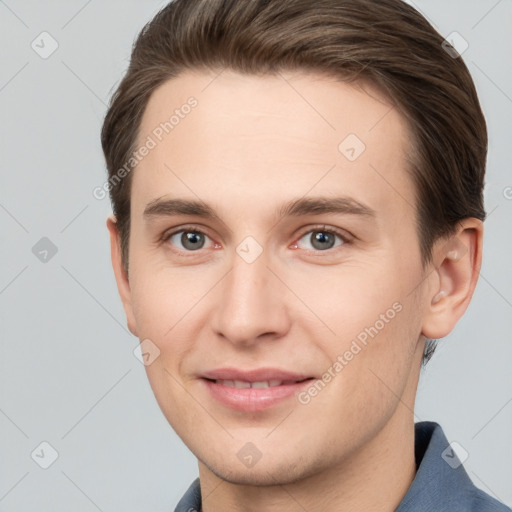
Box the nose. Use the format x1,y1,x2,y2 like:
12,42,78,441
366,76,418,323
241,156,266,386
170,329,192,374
211,248,291,347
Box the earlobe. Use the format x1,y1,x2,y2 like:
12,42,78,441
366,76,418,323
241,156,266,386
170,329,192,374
106,215,138,337
421,219,483,340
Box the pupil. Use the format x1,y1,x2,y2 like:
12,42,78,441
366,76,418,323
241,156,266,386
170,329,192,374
182,232,204,250
312,231,334,250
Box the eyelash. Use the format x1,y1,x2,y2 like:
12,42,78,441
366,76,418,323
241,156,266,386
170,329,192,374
293,225,352,252
160,224,352,255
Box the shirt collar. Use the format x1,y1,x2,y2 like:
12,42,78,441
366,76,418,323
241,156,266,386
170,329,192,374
396,421,476,511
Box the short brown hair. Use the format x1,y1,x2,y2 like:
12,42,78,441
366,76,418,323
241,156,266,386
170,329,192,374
101,0,487,363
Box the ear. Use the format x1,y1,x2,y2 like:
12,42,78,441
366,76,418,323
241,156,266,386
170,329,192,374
421,218,483,340
106,215,138,337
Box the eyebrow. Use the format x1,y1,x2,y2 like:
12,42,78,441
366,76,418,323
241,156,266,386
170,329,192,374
278,196,375,218
143,196,376,223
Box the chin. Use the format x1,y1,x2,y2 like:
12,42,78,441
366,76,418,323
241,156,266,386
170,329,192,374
201,453,321,487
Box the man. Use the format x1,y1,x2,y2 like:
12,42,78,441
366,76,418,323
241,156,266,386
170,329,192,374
101,0,509,510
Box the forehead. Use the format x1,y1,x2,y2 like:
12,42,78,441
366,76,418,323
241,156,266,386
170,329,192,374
133,69,414,221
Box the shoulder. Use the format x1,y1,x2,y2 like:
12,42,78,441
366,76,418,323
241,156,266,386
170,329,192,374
468,488,511,512
396,422,510,512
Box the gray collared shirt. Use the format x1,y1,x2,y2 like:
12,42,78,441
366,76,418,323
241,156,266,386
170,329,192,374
174,421,510,511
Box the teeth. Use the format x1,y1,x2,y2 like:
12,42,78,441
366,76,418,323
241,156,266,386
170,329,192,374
216,379,284,388
251,381,270,388
233,380,251,389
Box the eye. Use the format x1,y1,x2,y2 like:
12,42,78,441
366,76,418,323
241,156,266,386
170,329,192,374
166,229,214,252
295,226,348,251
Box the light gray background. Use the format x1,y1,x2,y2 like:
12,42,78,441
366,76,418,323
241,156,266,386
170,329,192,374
0,1,511,510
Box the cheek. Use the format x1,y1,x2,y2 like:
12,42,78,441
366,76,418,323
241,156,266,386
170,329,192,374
340,294,423,411
298,260,422,395
127,276,199,401
290,261,406,345
315,299,421,430
129,262,213,338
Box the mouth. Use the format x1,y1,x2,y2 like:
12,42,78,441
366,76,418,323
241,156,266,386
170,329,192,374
200,370,316,412
205,378,312,388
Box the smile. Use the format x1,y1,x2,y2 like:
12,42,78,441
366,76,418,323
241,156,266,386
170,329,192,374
201,374,315,412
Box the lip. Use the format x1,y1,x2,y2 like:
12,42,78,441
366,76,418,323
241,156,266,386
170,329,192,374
201,367,315,412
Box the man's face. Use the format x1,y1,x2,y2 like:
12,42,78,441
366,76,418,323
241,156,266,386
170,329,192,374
115,70,431,484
